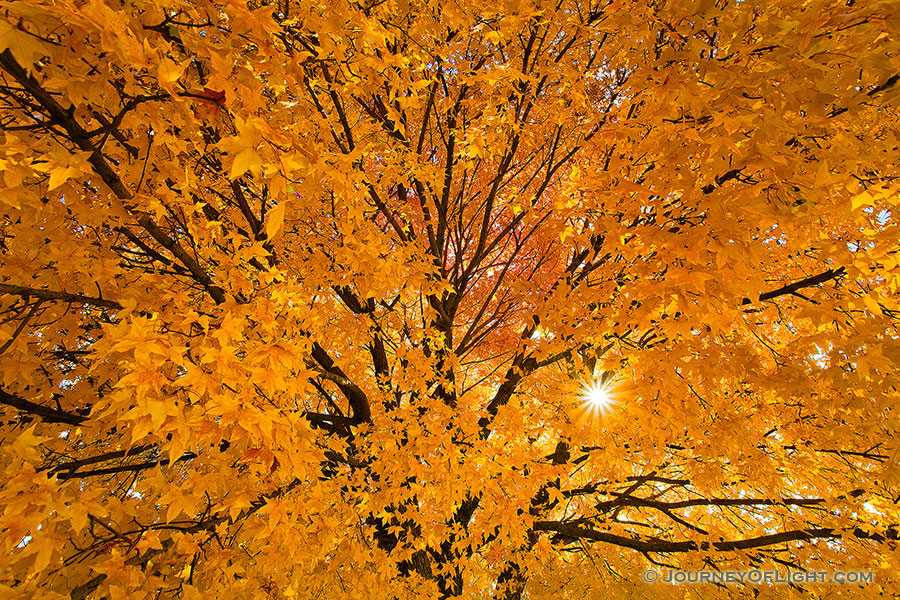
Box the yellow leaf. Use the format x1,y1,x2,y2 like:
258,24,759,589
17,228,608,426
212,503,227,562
264,202,286,239
230,148,262,179
69,506,89,532
157,58,186,93
0,19,49,72
863,294,881,314
851,191,875,211
149,401,168,429
883,341,900,366
12,424,44,459
182,585,204,600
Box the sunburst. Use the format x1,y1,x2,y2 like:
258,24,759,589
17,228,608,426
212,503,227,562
578,377,616,418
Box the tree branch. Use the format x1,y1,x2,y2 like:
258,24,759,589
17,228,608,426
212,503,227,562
532,521,898,553
0,387,88,425
310,342,371,424
0,283,123,309
744,267,846,304
0,50,226,305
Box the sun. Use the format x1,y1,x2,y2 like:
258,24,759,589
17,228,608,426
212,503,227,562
578,378,616,416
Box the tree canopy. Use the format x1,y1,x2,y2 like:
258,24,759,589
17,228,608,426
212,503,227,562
1,0,899,598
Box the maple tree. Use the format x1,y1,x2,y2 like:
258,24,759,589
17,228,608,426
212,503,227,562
1,0,900,598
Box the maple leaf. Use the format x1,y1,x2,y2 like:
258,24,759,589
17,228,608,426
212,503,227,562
157,57,186,95
263,202,286,240
0,18,49,72
191,87,227,122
